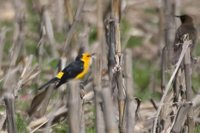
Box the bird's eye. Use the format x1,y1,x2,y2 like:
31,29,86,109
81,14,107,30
87,55,90,57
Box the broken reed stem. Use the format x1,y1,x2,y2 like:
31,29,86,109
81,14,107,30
171,102,192,132
68,81,81,133
112,0,121,54
116,71,125,132
99,2,119,131
124,49,137,133
29,107,68,132
2,1,25,132
153,38,191,133
184,46,194,133
4,93,17,133
111,0,125,132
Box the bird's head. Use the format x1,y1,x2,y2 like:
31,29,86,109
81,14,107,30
176,14,193,24
76,52,95,65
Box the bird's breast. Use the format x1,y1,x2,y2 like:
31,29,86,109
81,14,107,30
75,60,90,79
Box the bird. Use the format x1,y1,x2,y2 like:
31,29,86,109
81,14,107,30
172,15,197,102
173,14,197,64
38,52,95,90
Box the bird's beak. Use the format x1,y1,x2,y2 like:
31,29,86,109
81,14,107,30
90,53,96,60
91,53,96,57
175,15,181,18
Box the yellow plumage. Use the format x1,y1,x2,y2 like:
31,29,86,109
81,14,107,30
56,72,64,79
75,53,92,79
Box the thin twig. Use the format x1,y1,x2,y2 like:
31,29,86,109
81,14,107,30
30,119,48,133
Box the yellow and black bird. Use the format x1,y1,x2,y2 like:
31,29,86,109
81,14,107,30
38,52,95,90
173,14,197,63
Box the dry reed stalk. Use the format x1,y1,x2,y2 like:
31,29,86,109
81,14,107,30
4,93,17,133
68,81,81,133
123,49,137,133
162,0,176,67
94,0,105,132
111,0,126,132
55,0,64,32
153,35,191,133
184,44,194,133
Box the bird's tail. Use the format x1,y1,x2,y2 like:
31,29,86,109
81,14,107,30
38,78,59,90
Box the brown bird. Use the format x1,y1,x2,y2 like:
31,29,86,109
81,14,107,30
172,15,197,102
173,14,197,64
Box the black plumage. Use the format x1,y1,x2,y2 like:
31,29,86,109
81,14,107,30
38,55,84,90
55,60,84,88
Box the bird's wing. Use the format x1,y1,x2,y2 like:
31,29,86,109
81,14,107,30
54,60,84,89
174,25,196,46
173,24,197,64
61,60,84,79
63,61,84,79
174,25,185,46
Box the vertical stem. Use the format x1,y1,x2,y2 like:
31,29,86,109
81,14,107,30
107,21,116,78
124,49,137,133
111,0,125,132
184,47,194,133
116,71,125,133
4,93,17,133
68,81,81,133
42,6,58,57
55,0,64,32
93,56,105,133
163,0,176,66
65,0,73,25
161,47,167,91
80,100,85,133
94,0,107,132
0,28,6,70
112,0,121,54
152,40,191,133
11,0,25,66
101,86,118,133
